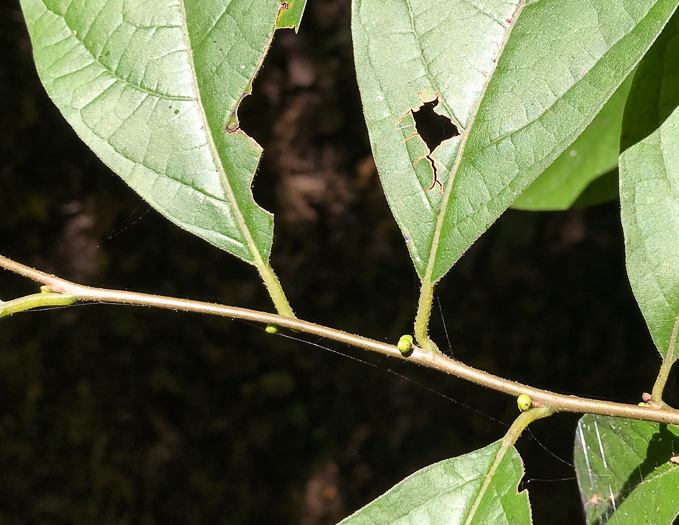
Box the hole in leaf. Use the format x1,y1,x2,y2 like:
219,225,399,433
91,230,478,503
412,100,458,152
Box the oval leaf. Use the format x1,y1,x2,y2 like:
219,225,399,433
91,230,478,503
340,440,531,525
574,415,679,524
21,0,281,266
353,0,679,283
619,12,679,360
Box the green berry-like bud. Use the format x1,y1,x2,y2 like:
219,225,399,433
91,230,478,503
265,324,279,334
517,394,532,412
40,285,52,293
397,335,414,355
638,402,647,407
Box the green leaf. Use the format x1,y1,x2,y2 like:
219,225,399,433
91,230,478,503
276,0,307,32
574,415,679,525
619,12,679,361
353,0,679,283
340,440,531,525
512,75,633,211
20,0,280,267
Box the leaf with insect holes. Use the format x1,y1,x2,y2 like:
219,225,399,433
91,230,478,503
574,415,679,525
20,0,282,267
352,0,679,284
340,440,531,525
276,0,308,32
619,12,679,361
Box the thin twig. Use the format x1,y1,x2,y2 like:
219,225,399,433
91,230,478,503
1,253,679,425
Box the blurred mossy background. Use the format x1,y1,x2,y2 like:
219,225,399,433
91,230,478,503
0,1,673,524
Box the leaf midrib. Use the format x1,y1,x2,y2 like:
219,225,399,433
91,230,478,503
178,0,272,267
419,0,527,286
464,440,511,525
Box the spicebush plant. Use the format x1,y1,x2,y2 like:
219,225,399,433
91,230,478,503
4,0,679,522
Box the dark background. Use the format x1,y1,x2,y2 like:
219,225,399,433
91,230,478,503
0,1,673,523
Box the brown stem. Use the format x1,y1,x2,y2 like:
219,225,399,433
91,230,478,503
2,254,679,425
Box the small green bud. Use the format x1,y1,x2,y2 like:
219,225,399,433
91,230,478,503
517,394,532,412
265,324,279,334
397,335,414,356
40,285,52,293
638,402,647,407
